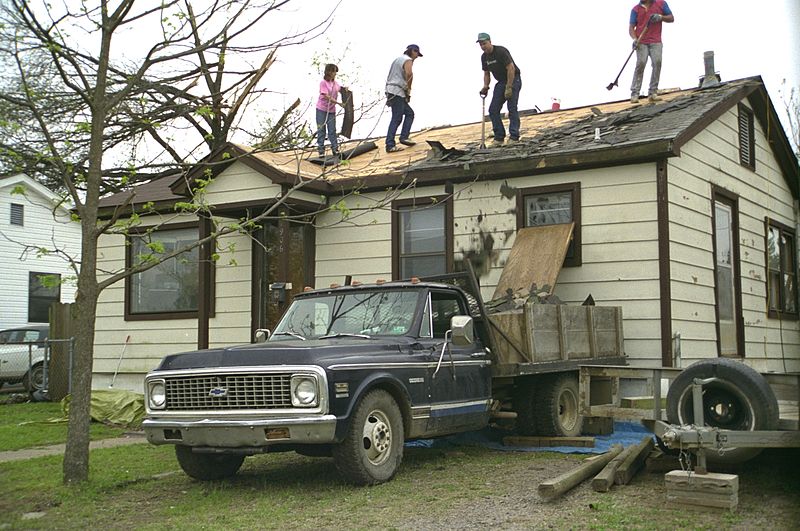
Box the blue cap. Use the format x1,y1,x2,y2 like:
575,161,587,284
476,32,491,43
406,44,423,57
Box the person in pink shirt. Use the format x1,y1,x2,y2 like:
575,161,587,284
316,63,342,158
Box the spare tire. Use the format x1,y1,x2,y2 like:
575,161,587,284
666,358,779,464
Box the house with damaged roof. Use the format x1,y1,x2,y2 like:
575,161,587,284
94,75,799,392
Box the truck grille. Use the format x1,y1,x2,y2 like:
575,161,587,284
165,373,292,410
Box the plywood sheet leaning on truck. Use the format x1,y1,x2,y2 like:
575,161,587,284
491,223,574,300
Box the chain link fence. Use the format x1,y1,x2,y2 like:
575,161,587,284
0,337,74,401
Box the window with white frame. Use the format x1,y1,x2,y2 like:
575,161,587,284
29,272,61,323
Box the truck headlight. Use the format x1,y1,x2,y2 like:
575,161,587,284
148,380,166,409
290,375,318,407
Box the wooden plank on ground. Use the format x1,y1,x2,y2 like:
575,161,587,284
591,444,631,492
614,435,654,485
491,223,574,300
537,444,623,499
503,436,595,448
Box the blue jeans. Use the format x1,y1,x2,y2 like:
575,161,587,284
488,76,521,140
316,108,338,156
631,43,663,97
385,94,414,149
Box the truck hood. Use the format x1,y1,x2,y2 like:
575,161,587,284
154,336,420,372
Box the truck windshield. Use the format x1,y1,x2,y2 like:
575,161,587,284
270,290,419,340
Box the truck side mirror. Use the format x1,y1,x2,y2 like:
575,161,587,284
449,315,474,347
254,328,271,343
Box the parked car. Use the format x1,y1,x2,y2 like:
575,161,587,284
0,325,49,391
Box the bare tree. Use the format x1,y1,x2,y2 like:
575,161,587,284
0,0,346,484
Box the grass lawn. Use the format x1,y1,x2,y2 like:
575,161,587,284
0,402,127,451
0,440,798,529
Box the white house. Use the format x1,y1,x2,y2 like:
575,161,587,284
93,76,799,392
0,173,81,329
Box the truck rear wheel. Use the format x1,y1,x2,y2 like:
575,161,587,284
536,374,583,437
332,389,404,485
175,446,245,480
666,358,779,464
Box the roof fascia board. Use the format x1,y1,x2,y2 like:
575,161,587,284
671,82,760,154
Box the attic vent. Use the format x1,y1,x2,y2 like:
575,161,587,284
737,103,755,170
10,203,24,226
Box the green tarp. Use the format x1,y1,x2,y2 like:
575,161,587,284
61,389,145,428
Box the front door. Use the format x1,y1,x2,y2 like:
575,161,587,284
252,217,315,336
419,289,491,434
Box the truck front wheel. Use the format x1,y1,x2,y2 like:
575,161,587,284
175,446,244,480
536,374,583,437
333,389,404,485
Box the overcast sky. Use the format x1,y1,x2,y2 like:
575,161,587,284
260,0,799,144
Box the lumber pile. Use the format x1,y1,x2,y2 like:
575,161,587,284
537,436,656,500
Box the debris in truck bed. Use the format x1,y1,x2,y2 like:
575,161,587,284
484,283,563,314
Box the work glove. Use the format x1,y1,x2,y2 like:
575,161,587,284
479,86,489,97
504,85,513,100
649,13,662,23
632,40,639,50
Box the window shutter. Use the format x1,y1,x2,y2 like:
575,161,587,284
738,104,755,170
10,203,24,226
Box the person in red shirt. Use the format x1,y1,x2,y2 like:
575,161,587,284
629,0,674,104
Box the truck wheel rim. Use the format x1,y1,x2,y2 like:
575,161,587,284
362,409,392,466
680,382,754,430
559,389,578,430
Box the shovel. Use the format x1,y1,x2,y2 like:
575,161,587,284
479,93,487,148
606,20,651,90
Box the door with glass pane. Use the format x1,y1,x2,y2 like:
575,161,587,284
253,219,313,333
713,198,742,357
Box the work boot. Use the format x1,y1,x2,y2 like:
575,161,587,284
648,93,662,102
630,95,640,104
399,138,416,147
491,138,505,147
507,137,520,144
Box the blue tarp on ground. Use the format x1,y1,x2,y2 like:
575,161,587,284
406,421,653,454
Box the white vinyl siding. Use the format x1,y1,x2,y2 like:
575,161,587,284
669,103,799,372
0,176,80,329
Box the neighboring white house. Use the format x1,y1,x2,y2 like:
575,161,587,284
0,174,81,329
93,76,800,392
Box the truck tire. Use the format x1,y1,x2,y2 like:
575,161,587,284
175,446,245,480
22,363,45,393
513,380,541,436
535,374,583,437
332,389,404,485
666,358,779,464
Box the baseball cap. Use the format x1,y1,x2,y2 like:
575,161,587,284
476,32,491,43
406,44,423,57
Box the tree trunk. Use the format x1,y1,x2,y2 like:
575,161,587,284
62,276,99,483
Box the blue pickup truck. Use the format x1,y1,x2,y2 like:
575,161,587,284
143,277,625,485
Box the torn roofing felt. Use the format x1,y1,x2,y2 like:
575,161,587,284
98,75,798,210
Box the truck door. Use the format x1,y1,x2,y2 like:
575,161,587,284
421,289,492,435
